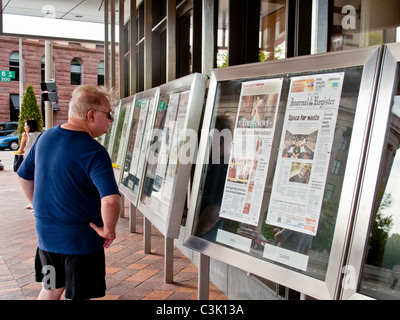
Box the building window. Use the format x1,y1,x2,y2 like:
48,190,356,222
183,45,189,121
70,58,82,85
325,183,335,201
338,135,348,151
331,159,342,175
9,52,20,81
9,94,19,122
97,61,104,86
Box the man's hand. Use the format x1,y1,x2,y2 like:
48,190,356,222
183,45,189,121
91,194,121,248
90,223,116,248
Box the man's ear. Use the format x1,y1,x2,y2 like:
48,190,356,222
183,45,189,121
87,109,96,123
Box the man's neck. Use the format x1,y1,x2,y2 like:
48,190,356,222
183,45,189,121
61,118,94,137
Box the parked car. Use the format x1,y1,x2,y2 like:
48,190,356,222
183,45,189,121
0,122,19,137
0,131,19,151
237,227,268,250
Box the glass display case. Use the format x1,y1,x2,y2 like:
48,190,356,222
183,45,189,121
184,46,383,299
137,73,208,239
110,96,135,185
119,88,159,206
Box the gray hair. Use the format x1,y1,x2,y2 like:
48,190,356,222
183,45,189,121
68,85,115,120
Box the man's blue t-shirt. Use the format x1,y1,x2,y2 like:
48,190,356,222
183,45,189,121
17,126,120,255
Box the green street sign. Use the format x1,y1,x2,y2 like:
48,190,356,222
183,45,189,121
0,70,15,82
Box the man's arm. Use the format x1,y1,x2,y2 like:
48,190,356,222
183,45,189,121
19,177,34,204
90,194,121,248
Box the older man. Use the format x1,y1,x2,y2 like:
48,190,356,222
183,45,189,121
18,85,121,300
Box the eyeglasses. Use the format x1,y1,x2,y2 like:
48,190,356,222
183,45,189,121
94,110,114,119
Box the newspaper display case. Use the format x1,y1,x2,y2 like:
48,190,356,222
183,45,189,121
184,46,383,299
342,43,400,300
110,96,135,185
118,88,159,230
137,73,207,238
136,73,207,282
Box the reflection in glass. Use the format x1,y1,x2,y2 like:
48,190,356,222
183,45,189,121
260,0,286,60
111,101,133,167
330,0,400,51
359,81,400,299
193,67,363,282
110,100,133,184
217,0,286,68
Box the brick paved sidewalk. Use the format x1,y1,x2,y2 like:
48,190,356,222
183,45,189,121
0,150,227,300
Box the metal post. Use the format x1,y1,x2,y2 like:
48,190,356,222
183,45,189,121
311,0,328,54
202,0,214,76
19,38,24,112
144,0,152,89
164,237,174,283
111,0,116,89
119,0,125,98
45,40,53,128
119,194,125,218
129,202,136,233
130,0,137,95
166,0,176,82
198,253,210,300
104,0,110,88
143,217,151,254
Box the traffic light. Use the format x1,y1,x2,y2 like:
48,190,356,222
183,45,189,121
41,82,59,102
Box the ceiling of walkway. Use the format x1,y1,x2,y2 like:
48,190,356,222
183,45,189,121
2,0,106,23
0,0,121,41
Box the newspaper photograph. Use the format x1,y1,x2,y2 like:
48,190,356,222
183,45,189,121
266,72,345,235
219,78,283,225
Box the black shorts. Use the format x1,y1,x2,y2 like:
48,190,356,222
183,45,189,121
35,247,106,300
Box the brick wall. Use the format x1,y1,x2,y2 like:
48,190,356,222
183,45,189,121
0,36,118,126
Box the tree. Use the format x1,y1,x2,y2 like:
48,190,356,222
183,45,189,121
18,85,44,141
366,192,394,267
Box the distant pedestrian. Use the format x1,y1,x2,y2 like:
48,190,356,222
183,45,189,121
18,119,41,157
18,119,41,210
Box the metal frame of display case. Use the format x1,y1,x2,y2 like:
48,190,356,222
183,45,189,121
183,46,383,300
104,99,122,156
111,95,135,184
118,87,159,232
342,43,400,300
110,96,136,218
137,73,208,282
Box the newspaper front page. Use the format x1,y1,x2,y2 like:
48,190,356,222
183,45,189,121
266,72,345,236
219,78,283,226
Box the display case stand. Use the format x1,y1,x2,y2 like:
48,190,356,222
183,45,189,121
142,217,175,283
198,253,210,300
129,202,136,233
119,194,125,218
144,217,151,254
164,237,174,283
